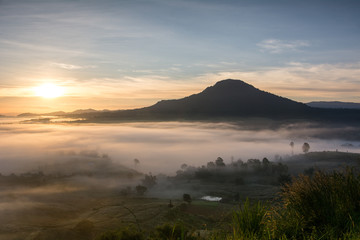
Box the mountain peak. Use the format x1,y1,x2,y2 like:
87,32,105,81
146,79,310,118
200,79,258,97
212,79,255,90
214,79,251,86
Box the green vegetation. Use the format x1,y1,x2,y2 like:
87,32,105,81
3,151,360,240
276,168,360,239
224,168,360,240
98,168,360,240
175,157,290,186
231,199,267,239
97,228,143,240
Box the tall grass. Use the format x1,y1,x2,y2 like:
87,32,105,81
277,168,360,239
229,168,360,240
231,198,267,239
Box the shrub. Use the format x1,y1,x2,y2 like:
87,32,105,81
279,168,360,238
277,174,291,186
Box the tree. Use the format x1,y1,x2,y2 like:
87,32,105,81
183,193,192,204
262,158,270,171
215,157,225,167
141,173,157,188
302,142,310,153
247,159,261,171
207,161,215,168
262,157,270,165
135,185,147,196
290,141,294,155
134,158,140,169
180,163,188,170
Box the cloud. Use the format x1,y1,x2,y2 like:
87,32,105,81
0,39,85,56
3,61,359,114
257,39,310,53
195,62,360,102
52,62,96,70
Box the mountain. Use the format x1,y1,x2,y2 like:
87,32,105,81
307,101,360,109
17,109,102,118
19,79,360,123
143,79,311,118
81,79,313,121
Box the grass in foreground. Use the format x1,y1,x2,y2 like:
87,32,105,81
98,168,360,240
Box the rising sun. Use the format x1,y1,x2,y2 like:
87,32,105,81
34,83,65,98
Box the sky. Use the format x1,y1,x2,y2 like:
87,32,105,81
1,0,360,115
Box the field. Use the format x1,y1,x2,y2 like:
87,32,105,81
1,151,360,240
0,178,278,240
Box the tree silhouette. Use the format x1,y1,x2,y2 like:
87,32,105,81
180,163,188,170
133,158,140,169
215,157,225,167
302,142,310,153
262,158,270,171
290,141,294,155
207,161,215,168
183,193,192,204
141,173,157,188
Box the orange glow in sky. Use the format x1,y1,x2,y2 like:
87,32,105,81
34,83,65,99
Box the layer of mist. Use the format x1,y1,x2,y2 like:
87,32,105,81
1,120,359,175
1,119,360,239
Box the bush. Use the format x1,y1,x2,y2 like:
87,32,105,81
278,168,360,238
277,174,291,186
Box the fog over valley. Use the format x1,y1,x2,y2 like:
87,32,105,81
2,0,360,238
1,120,359,175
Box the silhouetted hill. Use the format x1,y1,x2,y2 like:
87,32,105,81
307,101,360,109
17,112,44,117
81,79,314,121
144,79,310,118
19,79,360,123
17,109,104,118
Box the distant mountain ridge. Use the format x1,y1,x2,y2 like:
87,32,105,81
17,109,108,117
16,79,360,123
77,79,314,121
307,101,360,109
